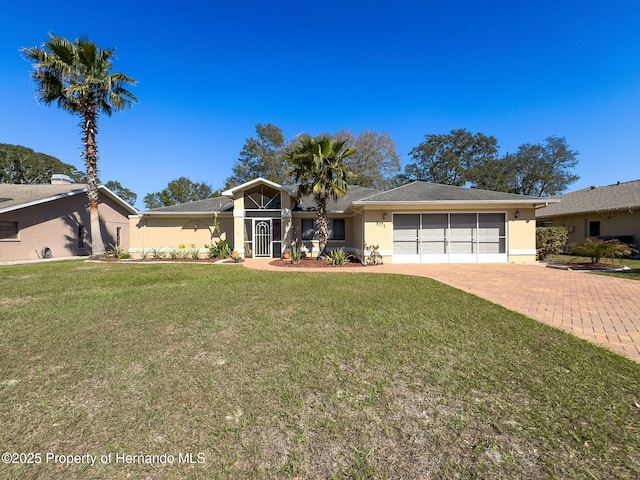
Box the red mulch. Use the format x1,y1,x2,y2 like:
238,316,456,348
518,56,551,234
269,258,364,268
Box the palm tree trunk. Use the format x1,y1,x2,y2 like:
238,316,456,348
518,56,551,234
82,102,105,256
316,195,329,258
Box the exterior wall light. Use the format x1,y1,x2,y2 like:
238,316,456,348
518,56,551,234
515,211,520,219
383,212,387,221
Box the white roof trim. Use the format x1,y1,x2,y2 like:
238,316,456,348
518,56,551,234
352,199,559,207
221,177,297,197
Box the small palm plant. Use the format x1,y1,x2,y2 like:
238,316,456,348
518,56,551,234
569,239,636,264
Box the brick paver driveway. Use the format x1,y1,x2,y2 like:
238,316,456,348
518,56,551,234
244,259,640,363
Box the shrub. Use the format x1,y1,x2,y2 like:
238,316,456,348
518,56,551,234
168,246,182,259
326,248,350,266
208,239,232,259
107,243,130,259
536,227,568,260
187,244,200,259
290,243,302,265
365,243,383,265
569,239,637,264
150,247,165,259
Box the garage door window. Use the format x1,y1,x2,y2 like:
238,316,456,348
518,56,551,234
392,214,419,254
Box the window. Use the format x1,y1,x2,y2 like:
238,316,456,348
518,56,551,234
301,219,345,241
0,221,18,240
589,221,600,237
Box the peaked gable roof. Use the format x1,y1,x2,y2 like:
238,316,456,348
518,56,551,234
354,181,550,205
537,180,640,218
0,183,137,215
221,177,297,197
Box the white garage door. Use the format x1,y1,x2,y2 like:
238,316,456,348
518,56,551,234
393,213,507,263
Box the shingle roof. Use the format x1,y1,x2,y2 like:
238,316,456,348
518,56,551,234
143,196,234,213
0,184,137,214
536,180,640,218
294,185,382,213
355,181,543,203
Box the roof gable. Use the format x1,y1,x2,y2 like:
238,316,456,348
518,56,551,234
537,179,640,218
221,177,297,197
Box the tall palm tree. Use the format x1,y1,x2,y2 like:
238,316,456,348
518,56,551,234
22,34,137,256
286,134,356,258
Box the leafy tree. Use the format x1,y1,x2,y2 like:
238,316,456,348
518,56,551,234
22,34,137,255
104,180,137,205
286,135,355,258
403,129,498,185
473,137,578,196
224,123,290,188
144,177,216,209
334,130,400,189
0,143,84,183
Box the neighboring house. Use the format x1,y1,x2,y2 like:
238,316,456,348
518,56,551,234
130,177,551,264
0,175,137,261
536,180,640,247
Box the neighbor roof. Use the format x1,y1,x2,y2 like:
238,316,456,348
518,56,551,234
0,183,137,215
536,180,640,218
354,181,551,205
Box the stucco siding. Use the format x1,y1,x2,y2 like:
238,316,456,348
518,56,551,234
129,215,233,256
540,211,640,246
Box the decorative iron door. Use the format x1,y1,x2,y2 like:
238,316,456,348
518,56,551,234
254,220,271,257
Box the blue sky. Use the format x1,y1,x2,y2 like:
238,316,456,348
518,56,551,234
1,1,639,208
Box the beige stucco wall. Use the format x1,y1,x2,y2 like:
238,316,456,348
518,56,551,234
506,207,537,263
539,211,640,246
129,215,233,257
1,194,131,262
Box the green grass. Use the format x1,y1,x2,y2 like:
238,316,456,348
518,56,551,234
1,261,639,479
547,254,640,280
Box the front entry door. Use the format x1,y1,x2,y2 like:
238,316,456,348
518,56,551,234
254,220,271,257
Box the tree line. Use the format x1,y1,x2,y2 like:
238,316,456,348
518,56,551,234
1,125,579,209
141,125,578,208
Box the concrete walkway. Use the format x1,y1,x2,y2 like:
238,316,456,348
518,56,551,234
243,259,640,363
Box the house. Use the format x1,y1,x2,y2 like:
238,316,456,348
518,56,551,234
536,180,640,247
130,177,551,264
0,175,137,261
130,178,549,263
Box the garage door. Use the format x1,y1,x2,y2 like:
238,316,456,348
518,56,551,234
393,213,507,263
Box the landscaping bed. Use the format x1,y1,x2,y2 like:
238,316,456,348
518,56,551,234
270,257,364,268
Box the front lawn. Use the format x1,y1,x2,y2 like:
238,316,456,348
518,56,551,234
1,261,639,479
